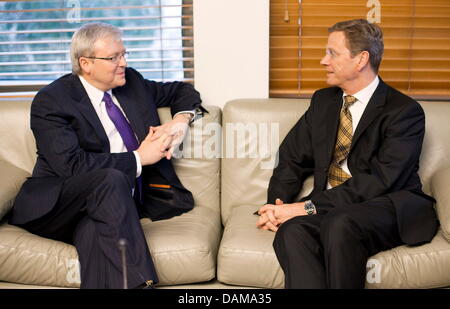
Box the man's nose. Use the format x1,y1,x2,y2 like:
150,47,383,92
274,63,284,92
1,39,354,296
320,54,329,66
119,55,127,66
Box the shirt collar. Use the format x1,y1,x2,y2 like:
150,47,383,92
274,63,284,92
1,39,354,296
343,76,380,106
78,75,113,106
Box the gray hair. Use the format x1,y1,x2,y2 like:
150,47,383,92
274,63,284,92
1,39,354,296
328,19,384,73
70,22,123,75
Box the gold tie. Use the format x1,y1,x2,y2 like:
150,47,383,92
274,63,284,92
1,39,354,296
328,95,357,187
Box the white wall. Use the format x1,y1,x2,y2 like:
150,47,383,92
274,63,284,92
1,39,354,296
194,0,269,108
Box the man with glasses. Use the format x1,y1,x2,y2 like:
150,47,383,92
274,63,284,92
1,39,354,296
9,22,204,289
256,19,438,288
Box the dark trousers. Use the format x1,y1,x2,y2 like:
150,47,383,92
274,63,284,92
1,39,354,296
20,168,158,289
273,196,402,288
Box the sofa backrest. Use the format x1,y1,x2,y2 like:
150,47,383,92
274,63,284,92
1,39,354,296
158,106,222,213
417,102,450,194
0,99,36,174
221,99,310,224
221,98,450,224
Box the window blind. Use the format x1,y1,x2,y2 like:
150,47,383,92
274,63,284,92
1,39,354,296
270,0,450,99
0,0,194,91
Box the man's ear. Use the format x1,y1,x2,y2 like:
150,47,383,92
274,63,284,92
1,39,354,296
357,51,370,71
79,57,91,75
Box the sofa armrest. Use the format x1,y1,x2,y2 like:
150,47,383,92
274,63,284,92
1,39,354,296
430,166,450,242
0,161,30,220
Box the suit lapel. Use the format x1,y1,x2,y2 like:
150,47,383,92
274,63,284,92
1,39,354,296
69,75,110,150
325,89,344,165
350,79,388,150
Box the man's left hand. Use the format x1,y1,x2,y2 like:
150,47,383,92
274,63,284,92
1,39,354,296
149,113,191,159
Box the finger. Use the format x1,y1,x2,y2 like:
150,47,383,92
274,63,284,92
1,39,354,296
169,128,181,138
160,134,173,152
147,127,159,142
144,127,154,142
176,129,185,141
258,204,276,215
161,150,169,159
256,214,268,228
256,216,266,228
266,209,278,226
168,132,182,149
150,126,164,141
265,220,278,232
156,131,169,144
275,198,284,205
165,147,174,160
258,204,270,215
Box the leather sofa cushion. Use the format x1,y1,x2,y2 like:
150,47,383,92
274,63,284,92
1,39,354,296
0,161,29,221
365,229,450,288
0,207,221,287
0,223,80,287
217,205,284,288
217,207,450,289
431,167,450,242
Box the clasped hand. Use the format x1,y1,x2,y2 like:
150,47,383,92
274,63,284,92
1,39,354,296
256,199,307,232
148,114,190,160
136,114,190,165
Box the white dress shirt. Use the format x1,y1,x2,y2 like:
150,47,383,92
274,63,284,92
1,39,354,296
326,76,380,189
79,76,143,177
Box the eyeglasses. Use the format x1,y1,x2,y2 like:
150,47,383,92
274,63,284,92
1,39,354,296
84,51,129,64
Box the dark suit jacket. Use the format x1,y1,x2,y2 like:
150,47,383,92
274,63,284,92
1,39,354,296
267,78,439,245
10,67,203,225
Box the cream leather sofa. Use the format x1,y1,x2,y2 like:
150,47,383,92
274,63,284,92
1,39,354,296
1,98,450,289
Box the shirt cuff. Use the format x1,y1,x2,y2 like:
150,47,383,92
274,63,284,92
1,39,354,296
174,110,196,118
133,151,142,177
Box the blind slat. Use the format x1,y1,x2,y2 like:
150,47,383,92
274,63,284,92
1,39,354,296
0,37,193,45
0,4,192,14
0,25,193,35
0,15,192,24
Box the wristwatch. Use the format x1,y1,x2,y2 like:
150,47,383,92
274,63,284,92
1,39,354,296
304,200,316,215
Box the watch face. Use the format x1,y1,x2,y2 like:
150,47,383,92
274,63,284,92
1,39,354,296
305,201,315,215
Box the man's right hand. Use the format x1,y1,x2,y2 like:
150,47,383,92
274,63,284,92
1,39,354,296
136,127,173,165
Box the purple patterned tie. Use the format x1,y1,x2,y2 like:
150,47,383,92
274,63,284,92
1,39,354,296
103,92,139,151
103,92,142,202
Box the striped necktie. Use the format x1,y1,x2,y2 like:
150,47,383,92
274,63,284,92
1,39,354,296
328,95,357,187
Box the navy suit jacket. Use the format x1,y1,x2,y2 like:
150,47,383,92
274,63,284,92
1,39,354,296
10,67,203,225
268,79,439,245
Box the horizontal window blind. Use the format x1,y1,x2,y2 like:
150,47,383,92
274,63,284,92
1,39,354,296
0,0,194,89
270,0,450,99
